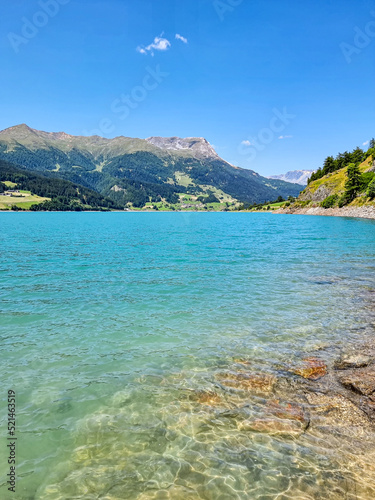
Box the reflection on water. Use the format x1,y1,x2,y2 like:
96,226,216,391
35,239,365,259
0,213,375,499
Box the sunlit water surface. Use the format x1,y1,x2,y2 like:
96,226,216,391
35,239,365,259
1,213,375,499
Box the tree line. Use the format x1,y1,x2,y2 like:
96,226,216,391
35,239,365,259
308,139,375,184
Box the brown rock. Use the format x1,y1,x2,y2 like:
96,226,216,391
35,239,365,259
305,392,372,429
238,399,309,437
216,371,276,394
239,417,306,437
334,353,374,370
266,399,307,423
233,358,252,366
137,485,200,499
192,390,224,407
291,357,327,380
337,365,375,396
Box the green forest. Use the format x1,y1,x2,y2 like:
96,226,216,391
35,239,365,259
0,160,118,211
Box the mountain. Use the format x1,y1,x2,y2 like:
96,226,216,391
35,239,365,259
268,170,316,186
0,125,303,208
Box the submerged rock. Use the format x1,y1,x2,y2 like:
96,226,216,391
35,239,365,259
136,485,200,499
335,353,374,370
290,357,327,380
190,390,225,407
305,392,372,431
337,365,375,396
215,371,276,394
265,399,307,423
238,399,309,437
232,358,252,366
239,417,306,437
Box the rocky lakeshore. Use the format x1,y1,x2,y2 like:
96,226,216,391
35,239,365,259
201,338,375,441
274,204,375,219
40,335,375,500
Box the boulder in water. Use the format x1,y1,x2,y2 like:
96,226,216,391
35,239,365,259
290,357,327,380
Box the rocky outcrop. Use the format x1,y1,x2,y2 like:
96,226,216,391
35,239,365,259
146,136,220,159
335,353,374,370
337,366,375,397
299,184,333,202
304,392,372,433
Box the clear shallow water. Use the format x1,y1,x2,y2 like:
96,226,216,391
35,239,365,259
0,212,375,499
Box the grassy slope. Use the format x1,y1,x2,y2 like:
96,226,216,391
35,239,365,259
297,155,374,205
3,181,17,188
0,191,50,210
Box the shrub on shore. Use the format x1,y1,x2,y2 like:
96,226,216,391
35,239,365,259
321,195,339,209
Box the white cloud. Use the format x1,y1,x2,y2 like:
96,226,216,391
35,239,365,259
241,140,252,146
137,35,171,56
175,33,188,44
278,135,293,140
363,140,370,146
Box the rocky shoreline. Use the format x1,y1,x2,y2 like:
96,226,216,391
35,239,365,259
42,334,375,499
207,339,375,436
274,204,375,219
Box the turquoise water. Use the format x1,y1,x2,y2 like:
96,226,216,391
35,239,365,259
1,212,375,499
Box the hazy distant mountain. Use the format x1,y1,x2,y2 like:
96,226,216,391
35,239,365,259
0,125,303,207
268,170,316,186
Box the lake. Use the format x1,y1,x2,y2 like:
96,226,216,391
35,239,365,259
1,212,375,499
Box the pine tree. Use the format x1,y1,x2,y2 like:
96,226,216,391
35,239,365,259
344,163,361,202
322,156,336,175
351,147,364,164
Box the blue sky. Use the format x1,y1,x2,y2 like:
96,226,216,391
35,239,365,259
1,0,374,176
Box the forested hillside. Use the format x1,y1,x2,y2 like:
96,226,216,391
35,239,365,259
0,125,303,208
308,140,375,184
288,141,375,211
0,160,118,211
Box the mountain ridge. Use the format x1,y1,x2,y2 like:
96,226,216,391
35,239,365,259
0,124,303,208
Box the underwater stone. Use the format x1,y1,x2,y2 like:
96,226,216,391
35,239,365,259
290,357,327,380
337,366,375,396
335,354,374,370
